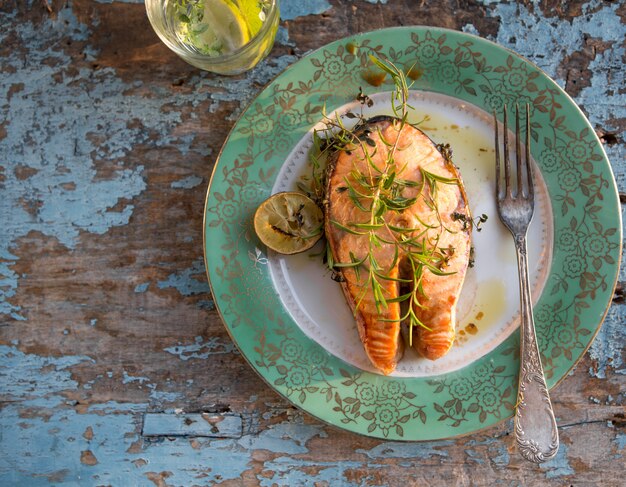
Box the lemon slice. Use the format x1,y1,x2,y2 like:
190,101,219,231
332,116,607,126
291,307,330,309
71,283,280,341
182,0,251,56
254,192,324,255
237,0,265,35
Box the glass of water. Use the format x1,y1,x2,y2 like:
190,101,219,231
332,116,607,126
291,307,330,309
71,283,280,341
146,0,280,75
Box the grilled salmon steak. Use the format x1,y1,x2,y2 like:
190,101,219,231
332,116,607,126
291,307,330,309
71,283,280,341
325,116,472,374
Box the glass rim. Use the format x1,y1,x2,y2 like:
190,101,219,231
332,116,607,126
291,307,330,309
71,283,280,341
146,0,280,65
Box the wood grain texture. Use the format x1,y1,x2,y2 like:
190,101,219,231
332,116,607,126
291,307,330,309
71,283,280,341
0,0,624,485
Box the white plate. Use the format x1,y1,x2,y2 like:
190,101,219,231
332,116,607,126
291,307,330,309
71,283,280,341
270,91,553,377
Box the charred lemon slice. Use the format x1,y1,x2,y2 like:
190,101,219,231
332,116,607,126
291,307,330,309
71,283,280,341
254,192,324,255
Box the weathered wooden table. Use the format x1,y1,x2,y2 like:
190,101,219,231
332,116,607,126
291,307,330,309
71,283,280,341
1,1,624,485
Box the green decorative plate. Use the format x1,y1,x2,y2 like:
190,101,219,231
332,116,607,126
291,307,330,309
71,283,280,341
203,27,621,440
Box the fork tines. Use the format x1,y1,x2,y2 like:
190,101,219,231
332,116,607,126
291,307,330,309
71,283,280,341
495,104,533,201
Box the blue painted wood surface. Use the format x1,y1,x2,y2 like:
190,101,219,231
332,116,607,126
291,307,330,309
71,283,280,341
1,0,624,485
142,413,243,438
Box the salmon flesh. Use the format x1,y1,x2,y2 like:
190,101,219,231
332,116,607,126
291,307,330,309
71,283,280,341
324,116,472,375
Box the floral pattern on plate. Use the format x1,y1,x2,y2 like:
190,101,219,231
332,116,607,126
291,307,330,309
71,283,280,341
204,27,621,440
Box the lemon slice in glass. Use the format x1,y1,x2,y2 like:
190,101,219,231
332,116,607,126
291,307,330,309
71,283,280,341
236,0,265,35
179,0,251,56
254,192,324,255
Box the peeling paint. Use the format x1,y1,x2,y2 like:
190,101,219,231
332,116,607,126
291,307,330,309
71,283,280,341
280,0,332,21
142,412,243,438
195,299,215,310
85,400,146,414
615,433,626,454
258,456,382,487
121,371,184,404
164,336,237,361
238,421,326,454
539,441,574,479
148,389,183,403
588,305,625,378
275,26,295,47
492,0,623,81
462,436,511,467
357,440,453,459
0,345,93,401
1,0,624,483
1,401,143,485
577,42,625,168
134,282,149,293
80,450,98,466
464,446,486,465
1,2,245,320
1,397,337,486
202,54,298,119
157,258,211,296
122,371,151,385
462,23,481,36
490,0,626,171
0,8,153,319
490,441,510,466
170,175,204,189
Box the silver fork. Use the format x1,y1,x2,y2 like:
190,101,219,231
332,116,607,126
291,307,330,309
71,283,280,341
495,105,559,463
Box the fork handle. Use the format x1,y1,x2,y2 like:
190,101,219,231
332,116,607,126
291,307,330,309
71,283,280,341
513,236,559,463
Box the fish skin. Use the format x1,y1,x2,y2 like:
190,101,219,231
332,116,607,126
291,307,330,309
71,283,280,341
325,116,471,373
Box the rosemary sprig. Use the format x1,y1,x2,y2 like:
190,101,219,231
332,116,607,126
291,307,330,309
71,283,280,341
174,0,227,56
309,55,470,345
